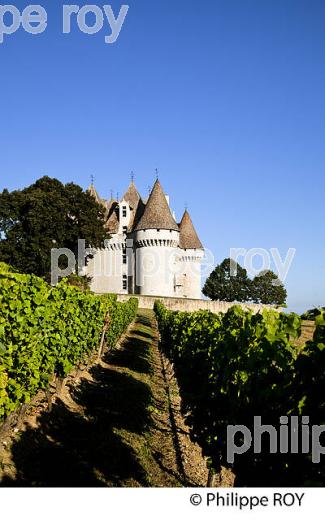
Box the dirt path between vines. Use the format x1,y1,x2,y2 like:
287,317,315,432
0,310,210,487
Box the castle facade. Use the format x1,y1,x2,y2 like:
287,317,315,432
86,179,204,299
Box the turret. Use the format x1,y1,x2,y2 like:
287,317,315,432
175,210,204,299
86,177,205,299
179,210,203,250
134,179,180,296
87,182,105,207
122,180,145,233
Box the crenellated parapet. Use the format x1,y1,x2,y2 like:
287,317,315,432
136,238,179,248
177,252,204,263
105,239,125,251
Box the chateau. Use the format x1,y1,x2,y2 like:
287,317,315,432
86,179,204,299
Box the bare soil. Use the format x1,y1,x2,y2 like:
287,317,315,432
0,310,212,487
294,320,315,349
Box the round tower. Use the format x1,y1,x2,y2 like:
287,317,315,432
176,210,205,299
134,180,180,297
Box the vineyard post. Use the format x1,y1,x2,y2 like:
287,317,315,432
45,388,53,412
207,467,215,487
56,375,65,395
98,312,110,360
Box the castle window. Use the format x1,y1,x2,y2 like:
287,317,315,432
122,226,127,234
122,274,127,290
122,206,127,218
123,251,127,264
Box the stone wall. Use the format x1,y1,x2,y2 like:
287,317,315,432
115,294,279,314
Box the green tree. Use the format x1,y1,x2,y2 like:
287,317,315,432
301,307,325,320
203,258,251,302
0,176,108,278
251,270,287,306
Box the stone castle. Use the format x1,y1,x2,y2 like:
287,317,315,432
86,178,204,298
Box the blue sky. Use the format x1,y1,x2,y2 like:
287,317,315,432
0,0,324,313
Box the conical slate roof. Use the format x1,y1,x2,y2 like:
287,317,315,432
179,210,203,249
106,197,116,211
105,201,119,234
87,183,106,207
104,197,116,219
87,183,101,204
122,181,141,209
122,181,146,231
135,180,179,231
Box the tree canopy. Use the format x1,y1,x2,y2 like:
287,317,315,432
203,259,287,306
0,176,108,278
251,270,287,306
202,258,251,302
